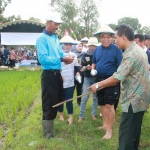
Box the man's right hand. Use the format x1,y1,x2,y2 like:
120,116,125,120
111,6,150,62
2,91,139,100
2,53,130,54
63,56,74,64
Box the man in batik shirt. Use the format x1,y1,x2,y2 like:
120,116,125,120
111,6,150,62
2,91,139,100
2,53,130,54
88,24,150,150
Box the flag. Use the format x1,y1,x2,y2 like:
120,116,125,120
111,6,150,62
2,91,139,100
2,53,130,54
69,28,77,39
80,33,82,39
64,29,68,36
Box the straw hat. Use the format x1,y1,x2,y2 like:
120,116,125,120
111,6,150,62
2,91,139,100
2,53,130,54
94,25,115,36
60,35,78,45
86,37,99,46
80,37,89,42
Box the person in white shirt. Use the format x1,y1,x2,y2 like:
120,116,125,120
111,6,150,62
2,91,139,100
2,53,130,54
134,34,150,79
58,35,80,125
144,34,150,50
80,37,89,52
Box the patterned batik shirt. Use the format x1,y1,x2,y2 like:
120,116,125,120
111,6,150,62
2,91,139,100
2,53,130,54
113,42,150,113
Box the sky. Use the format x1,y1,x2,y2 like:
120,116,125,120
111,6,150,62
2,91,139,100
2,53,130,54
3,0,150,27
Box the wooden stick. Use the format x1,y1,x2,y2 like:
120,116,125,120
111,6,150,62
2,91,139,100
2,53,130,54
52,91,92,108
52,87,104,108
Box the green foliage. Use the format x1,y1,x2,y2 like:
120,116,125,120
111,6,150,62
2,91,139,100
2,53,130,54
0,14,21,24
118,17,142,32
109,18,150,35
50,0,99,39
2,95,150,150
79,0,99,37
0,14,6,23
108,24,117,31
50,0,81,39
7,15,21,22
57,1,80,39
28,17,41,22
0,0,11,14
0,74,149,150
142,26,150,35
0,70,41,148
50,1,150,37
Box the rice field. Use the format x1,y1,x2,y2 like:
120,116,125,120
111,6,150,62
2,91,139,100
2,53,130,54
0,69,41,148
0,69,150,150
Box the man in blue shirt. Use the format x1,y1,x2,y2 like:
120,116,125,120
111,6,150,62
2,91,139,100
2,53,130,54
36,12,74,139
92,25,122,140
3,47,10,66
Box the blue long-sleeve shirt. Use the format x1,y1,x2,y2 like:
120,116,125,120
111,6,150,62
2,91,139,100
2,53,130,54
4,49,10,58
92,43,122,78
36,32,65,70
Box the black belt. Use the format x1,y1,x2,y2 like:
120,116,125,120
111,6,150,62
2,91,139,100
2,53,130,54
43,69,61,73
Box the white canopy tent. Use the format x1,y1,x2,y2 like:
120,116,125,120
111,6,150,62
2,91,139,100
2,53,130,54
1,32,42,45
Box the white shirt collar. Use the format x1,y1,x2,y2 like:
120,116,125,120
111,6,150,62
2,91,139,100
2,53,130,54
143,46,147,52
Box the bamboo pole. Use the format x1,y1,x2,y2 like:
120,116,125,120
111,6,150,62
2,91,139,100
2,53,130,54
52,87,104,108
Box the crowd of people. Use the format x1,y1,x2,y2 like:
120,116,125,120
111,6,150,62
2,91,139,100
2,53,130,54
4,11,147,150
0,48,37,67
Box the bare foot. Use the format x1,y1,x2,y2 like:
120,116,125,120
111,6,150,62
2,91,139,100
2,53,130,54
102,129,112,140
97,125,107,130
92,116,97,120
68,118,73,125
78,118,82,123
59,117,64,121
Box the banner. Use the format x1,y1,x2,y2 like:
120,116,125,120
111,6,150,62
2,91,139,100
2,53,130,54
69,28,77,40
1,32,41,45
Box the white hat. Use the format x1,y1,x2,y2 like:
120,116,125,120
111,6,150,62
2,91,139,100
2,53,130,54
46,12,63,23
80,37,88,42
94,25,115,36
60,35,78,45
86,37,98,46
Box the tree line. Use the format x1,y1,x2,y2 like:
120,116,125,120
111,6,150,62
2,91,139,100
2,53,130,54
0,0,150,39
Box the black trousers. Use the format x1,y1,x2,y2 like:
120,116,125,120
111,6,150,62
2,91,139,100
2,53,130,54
41,70,63,120
9,59,15,68
114,83,120,111
96,77,120,110
119,104,145,150
74,75,84,105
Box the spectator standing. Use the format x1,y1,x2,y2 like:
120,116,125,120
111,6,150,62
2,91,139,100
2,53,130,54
78,37,99,123
3,46,10,66
80,37,89,53
72,42,84,106
91,25,122,139
10,48,16,68
58,35,79,125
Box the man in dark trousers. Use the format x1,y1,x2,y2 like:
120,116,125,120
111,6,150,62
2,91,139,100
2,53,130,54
3,46,10,66
36,12,74,139
88,24,150,150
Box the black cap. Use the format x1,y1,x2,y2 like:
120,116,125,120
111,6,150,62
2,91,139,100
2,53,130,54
144,34,150,40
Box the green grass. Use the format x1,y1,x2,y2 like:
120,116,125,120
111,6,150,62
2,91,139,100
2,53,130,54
0,70,150,150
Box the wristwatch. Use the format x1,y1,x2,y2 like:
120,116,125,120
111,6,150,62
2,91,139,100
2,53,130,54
95,83,99,89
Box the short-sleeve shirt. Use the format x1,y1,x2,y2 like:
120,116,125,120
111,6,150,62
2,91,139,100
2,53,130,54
92,43,122,78
61,51,79,88
113,42,150,113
